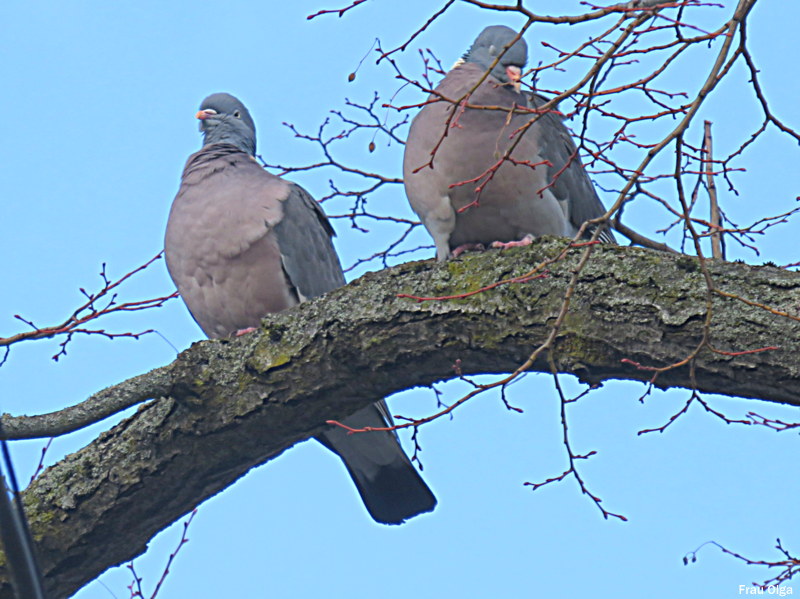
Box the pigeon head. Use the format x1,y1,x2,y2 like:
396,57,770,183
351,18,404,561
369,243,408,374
196,92,257,155
462,25,528,85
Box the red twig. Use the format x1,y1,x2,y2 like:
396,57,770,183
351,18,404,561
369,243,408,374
525,360,628,522
29,438,53,483
150,509,197,599
746,412,800,432
684,539,800,589
306,0,367,20
127,508,198,599
0,252,176,360
712,346,778,357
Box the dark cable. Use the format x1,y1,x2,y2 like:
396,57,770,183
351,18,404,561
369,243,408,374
0,422,47,599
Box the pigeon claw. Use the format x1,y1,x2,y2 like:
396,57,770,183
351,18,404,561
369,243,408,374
490,234,535,250
450,243,486,258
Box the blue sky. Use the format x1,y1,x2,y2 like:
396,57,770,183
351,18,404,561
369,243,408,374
1,1,799,598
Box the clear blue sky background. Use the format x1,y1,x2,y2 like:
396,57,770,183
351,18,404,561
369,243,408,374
1,2,799,598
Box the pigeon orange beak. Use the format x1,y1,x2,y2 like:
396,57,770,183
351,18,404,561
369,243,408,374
505,65,522,91
505,66,521,81
195,109,217,120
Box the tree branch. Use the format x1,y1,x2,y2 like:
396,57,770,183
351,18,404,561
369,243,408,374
2,239,800,598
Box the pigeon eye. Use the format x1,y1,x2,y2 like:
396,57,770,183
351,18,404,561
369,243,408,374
233,110,241,118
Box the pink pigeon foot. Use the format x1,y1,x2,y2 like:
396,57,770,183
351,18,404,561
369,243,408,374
450,242,486,258
490,234,535,250
234,327,257,336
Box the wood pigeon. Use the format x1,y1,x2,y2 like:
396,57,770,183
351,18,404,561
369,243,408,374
403,25,615,261
165,93,436,524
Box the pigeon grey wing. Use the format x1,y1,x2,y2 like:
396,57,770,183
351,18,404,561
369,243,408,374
165,147,299,338
275,187,436,524
272,184,346,300
318,401,437,525
271,182,436,523
527,93,616,243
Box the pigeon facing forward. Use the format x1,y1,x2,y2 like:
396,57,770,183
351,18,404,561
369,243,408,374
403,25,615,261
165,93,436,524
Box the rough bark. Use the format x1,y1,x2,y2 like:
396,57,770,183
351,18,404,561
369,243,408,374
2,239,800,599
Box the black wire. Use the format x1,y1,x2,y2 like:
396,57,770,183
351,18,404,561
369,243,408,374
0,424,46,599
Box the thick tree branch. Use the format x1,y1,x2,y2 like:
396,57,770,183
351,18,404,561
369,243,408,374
2,239,800,598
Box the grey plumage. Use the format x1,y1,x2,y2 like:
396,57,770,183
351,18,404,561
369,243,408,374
165,93,435,524
403,25,615,262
